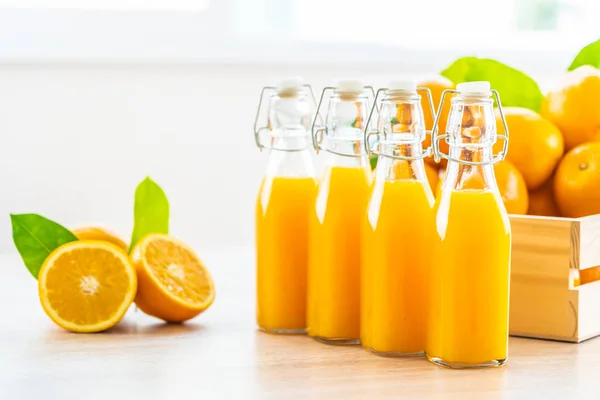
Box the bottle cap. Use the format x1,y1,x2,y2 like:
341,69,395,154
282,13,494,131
388,79,417,93
276,77,303,94
456,81,491,94
336,79,364,94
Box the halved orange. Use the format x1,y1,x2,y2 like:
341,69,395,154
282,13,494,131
71,226,128,252
131,234,215,323
38,241,137,333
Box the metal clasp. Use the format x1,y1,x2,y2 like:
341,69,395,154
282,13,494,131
363,87,435,160
431,89,509,165
253,84,318,152
311,86,375,157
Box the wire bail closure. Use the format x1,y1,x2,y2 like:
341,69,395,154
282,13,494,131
253,84,318,152
431,89,509,165
311,86,375,158
363,87,435,161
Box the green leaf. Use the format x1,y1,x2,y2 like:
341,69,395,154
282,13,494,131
10,214,78,279
370,155,378,170
569,39,600,71
130,177,169,252
441,57,544,112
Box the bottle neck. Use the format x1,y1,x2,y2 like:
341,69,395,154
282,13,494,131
265,133,315,178
375,142,428,182
441,145,497,192
325,151,369,168
321,92,369,159
269,131,311,152
322,132,368,166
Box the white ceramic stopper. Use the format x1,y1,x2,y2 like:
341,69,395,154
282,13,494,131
387,79,417,93
336,79,364,94
276,77,303,94
456,81,491,94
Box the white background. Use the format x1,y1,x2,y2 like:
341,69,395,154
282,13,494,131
0,0,598,254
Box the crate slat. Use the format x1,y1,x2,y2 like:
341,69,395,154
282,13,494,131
509,215,579,341
579,214,600,270
576,282,600,341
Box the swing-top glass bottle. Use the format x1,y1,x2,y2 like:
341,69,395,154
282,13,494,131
361,80,436,356
427,81,511,368
308,79,373,344
253,77,318,334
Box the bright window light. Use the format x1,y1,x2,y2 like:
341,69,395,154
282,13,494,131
0,0,598,67
0,0,210,11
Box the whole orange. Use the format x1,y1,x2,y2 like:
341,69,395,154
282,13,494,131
71,226,128,252
494,160,529,215
418,76,454,167
494,107,564,190
424,163,439,193
541,66,600,150
435,168,445,196
580,266,600,285
433,162,527,214
554,142,600,218
527,177,561,217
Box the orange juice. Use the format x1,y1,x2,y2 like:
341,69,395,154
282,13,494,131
360,212,372,349
362,178,434,355
308,165,372,343
256,176,317,333
428,189,511,366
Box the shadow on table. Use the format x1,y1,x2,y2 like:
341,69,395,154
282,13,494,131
111,318,208,337
40,315,207,343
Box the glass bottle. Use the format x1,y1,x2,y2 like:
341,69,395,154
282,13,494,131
427,81,511,368
361,80,436,356
253,77,318,334
307,79,373,344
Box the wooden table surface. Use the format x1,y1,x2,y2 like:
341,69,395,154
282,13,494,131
2,247,600,400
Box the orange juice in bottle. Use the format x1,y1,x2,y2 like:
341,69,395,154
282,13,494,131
307,80,373,344
427,81,511,368
254,77,318,334
361,80,436,355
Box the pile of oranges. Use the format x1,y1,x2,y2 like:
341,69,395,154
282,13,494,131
419,66,600,219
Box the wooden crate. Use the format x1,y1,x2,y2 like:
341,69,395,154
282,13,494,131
509,213,600,342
